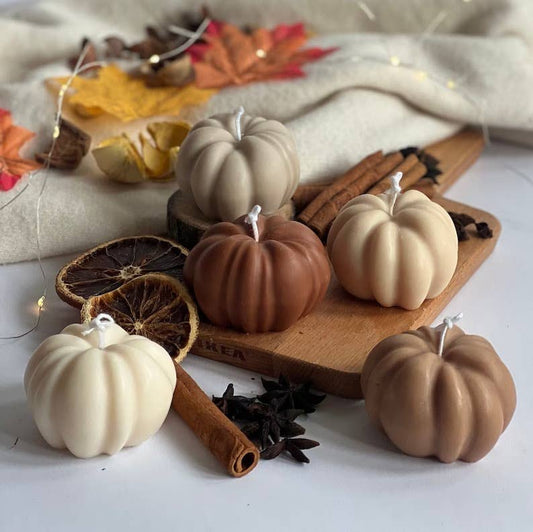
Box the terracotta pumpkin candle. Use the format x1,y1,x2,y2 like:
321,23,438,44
175,107,300,221
361,314,516,463
24,314,176,458
184,205,331,333
327,172,458,310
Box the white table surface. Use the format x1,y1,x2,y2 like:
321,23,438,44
1,141,532,532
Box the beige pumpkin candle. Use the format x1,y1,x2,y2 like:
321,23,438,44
24,314,176,458
361,314,516,463
327,172,458,310
175,106,300,221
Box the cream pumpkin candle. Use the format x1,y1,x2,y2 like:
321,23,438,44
184,205,331,333
24,314,176,458
361,314,516,463
175,106,300,221
327,172,458,310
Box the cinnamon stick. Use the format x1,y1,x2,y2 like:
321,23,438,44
305,151,404,240
366,154,419,195
399,161,428,189
292,184,328,214
298,150,384,224
407,178,438,198
171,363,259,478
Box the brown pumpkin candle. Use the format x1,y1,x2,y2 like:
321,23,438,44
184,205,331,333
361,314,516,463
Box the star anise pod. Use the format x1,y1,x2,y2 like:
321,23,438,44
259,374,326,413
261,438,320,463
212,384,254,421
241,400,305,449
448,211,493,241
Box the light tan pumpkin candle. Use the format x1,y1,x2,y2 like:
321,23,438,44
327,172,458,310
175,106,300,221
24,314,176,458
361,314,516,463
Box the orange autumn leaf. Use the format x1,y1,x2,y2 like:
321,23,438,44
52,64,216,122
0,108,41,191
189,22,337,89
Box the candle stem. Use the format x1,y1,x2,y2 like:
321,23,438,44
437,313,463,356
245,205,262,242
82,313,115,349
387,171,403,215
234,106,245,141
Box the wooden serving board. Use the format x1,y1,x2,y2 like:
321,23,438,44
192,198,500,398
188,128,494,398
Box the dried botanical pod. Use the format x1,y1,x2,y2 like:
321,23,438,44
92,121,190,183
136,55,194,87
104,36,127,57
35,119,91,170
67,38,99,71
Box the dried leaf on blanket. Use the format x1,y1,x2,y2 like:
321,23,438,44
51,64,216,122
188,21,337,89
92,121,190,183
0,108,41,191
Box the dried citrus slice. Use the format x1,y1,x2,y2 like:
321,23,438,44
56,235,188,308
81,273,198,361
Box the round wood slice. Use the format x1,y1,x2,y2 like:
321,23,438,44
167,190,295,250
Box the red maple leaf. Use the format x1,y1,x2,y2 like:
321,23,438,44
188,22,337,89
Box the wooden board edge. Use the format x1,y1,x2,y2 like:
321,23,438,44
192,333,364,399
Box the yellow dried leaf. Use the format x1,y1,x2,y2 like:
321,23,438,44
54,64,216,122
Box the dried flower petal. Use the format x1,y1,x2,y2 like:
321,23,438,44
92,121,190,183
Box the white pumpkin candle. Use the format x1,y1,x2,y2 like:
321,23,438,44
175,106,300,221
327,172,458,310
24,314,176,458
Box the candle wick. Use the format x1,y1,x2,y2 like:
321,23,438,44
387,171,403,215
437,312,463,356
82,313,115,349
234,106,245,141
245,205,262,242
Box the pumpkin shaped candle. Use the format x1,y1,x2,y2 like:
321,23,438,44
175,107,300,221
184,205,331,333
327,172,458,310
362,314,516,463
24,314,176,458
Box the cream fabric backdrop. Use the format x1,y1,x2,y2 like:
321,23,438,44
0,0,532,263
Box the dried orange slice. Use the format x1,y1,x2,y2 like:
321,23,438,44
56,235,188,308
81,273,198,361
